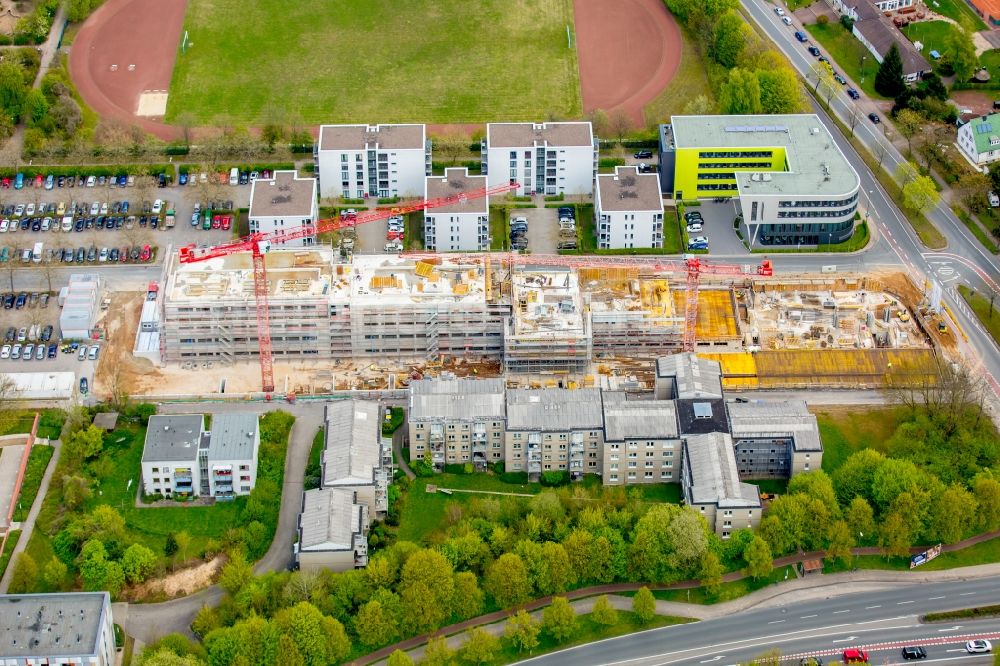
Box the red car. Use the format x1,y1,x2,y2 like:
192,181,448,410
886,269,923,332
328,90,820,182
387,230,404,241
1,177,9,188
140,244,151,262
262,169,271,179
120,246,129,263
212,214,222,229
34,174,43,188
221,215,232,231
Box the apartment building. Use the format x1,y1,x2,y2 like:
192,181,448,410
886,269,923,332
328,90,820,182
248,170,318,247
662,115,861,247
729,400,823,478
321,400,392,520
957,113,1000,169
504,388,604,480
424,168,489,251
601,392,680,485
408,377,506,470
296,487,369,572
594,166,665,249
0,592,115,666
316,123,431,199
682,432,762,537
482,122,597,197
141,413,259,500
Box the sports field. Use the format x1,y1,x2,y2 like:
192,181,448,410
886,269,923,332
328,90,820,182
165,0,582,125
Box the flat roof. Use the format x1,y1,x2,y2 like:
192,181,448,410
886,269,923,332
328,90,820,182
318,123,425,151
602,392,679,440
347,254,489,306
409,378,506,421
488,122,594,148
142,414,204,463
670,115,860,196
208,413,259,461
506,388,604,431
597,167,663,213
322,401,382,486
298,487,363,551
684,433,761,508
249,170,316,219
727,400,822,451
676,398,730,435
510,268,587,340
657,353,724,399
424,168,488,214
0,592,109,658
3,372,75,399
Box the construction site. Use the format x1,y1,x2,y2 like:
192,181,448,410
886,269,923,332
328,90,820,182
91,249,948,398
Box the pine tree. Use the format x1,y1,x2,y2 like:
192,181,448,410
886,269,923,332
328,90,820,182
874,44,905,98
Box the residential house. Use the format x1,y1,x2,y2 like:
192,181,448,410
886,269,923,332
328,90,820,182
248,170,318,247
0,592,115,666
594,166,665,249
423,168,489,251
957,113,1000,170
408,377,506,471
295,487,369,572
315,123,431,200
320,400,392,521
482,122,598,197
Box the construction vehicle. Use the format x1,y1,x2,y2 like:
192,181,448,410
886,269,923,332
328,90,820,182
179,181,520,392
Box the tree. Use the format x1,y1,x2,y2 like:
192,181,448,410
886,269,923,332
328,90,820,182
460,627,500,665
955,172,991,213
880,511,912,559
758,68,803,114
218,551,253,594
539,541,575,594
666,509,710,575
275,602,350,666
386,650,414,666
43,556,68,588
826,520,855,565
0,61,27,121
174,531,192,563
588,109,611,137
9,553,38,593
353,598,399,649
875,44,906,97
50,94,82,135
946,28,978,82
896,163,940,215
65,424,104,461
681,94,716,115
930,484,977,543
631,586,656,624
845,496,875,544
122,543,158,584
810,61,837,106
139,650,205,666
453,571,484,620
504,609,541,653
191,605,221,638
591,595,619,626
744,536,773,580
990,164,1000,198
720,69,762,115
894,109,923,157
973,471,1000,532
542,596,577,641
422,636,456,666
609,109,633,143
710,11,749,68
484,552,530,608
699,550,724,596
22,88,48,126
134,175,158,208
62,474,92,510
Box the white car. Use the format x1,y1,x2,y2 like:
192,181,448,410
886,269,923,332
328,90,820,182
13,203,24,216
774,6,785,15
78,346,87,361
782,15,793,25
41,217,51,231
686,223,703,234
100,201,109,214
88,345,99,361
384,241,403,253
25,203,35,216
86,175,96,187
966,641,992,654
99,247,109,262
90,201,100,215
152,199,163,214
690,236,709,245
10,344,21,360
0,219,8,233
0,345,10,359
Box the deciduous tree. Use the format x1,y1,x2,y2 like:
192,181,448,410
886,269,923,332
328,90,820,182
710,11,749,68
826,520,855,565
955,172,991,213
65,424,104,461
946,28,978,82
880,512,911,559
897,164,940,215
43,556,67,589
122,543,158,584
631,586,656,624
484,552,530,608
453,571,484,620
720,69,763,115
894,109,923,157
744,536,773,581
218,551,253,595
757,68,803,114
422,636,456,666
353,598,399,649
504,609,541,653
591,595,619,626
460,627,500,665
9,553,38,593
973,471,1000,532
930,484,977,543
699,550,724,596
542,596,577,641
386,650,413,666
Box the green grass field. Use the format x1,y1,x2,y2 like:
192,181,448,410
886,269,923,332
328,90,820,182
166,0,582,125
901,21,962,70
0,530,20,581
813,406,904,472
928,0,988,31
12,445,54,522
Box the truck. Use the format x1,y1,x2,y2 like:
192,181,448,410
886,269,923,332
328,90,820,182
32,242,43,263
164,203,175,229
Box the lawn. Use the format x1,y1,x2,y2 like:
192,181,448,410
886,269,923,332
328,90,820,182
928,0,988,31
0,530,21,580
620,565,794,604
958,284,1000,347
805,22,887,100
0,409,66,440
812,406,905,472
981,48,1000,75
644,24,715,122
826,536,1000,572
489,206,512,251
752,220,871,253
166,0,581,125
901,21,962,69
12,445,54,522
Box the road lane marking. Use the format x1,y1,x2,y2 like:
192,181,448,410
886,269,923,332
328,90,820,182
929,596,946,600
938,626,963,632
801,614,818,619
768,620,786,624
699,657,724,663
959,592,975,596
898,601,915,605
834,610,851,614
866,605,882,609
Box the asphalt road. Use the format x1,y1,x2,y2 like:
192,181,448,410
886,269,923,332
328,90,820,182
740,0,1000,402
519,576,1000,666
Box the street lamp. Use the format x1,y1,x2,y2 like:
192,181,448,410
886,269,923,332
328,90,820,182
861,55,867,85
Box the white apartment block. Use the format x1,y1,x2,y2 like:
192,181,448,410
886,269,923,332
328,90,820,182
141,413,259,500
248,170,318,247
424,168,489,251
316,124,431,200
482,122,597,197
595,166,665,249
321,400,393,520
0,593,115,666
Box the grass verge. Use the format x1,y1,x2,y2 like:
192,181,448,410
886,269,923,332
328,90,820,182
901,21,962,72
0,529,21,580
750,220,870,253
924,604,1000,622
620,565,793,604
958,284,1000,347
813,406,904,472
929,0,988,30
0,409,66,439
489,206,511,251
954,207,999,254
826,536,1000,572
804,22,887,100
12,445,54,522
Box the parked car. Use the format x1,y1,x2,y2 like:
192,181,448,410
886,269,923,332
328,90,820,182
634,150,653,159
79,377,88,395
807,46,821,57
221,215,232,231
834,74,847,85
686,223,703,233
179,172,188,186
794,30,807,42
78,345,88,361
782,15,792,25
47,344,57,358
88,345,99,361
35,344,44,360
774,5,785,14
10,344,21,359
842,649,869,663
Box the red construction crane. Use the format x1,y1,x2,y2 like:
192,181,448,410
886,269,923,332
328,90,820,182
403,252,773,351
178,181,519,393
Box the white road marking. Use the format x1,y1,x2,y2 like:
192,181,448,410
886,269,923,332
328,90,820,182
801,614,818,619
938,626,964,632
898,601,915,605
866,605,882,609
768,620,786,624
959,592,975,596
834,610,851,614
699,657,724,663
928,596,946,600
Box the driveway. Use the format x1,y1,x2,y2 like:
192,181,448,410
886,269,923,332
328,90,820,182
116,401,325,642
0,444,25,530
686,200,748,256
520,205,561,255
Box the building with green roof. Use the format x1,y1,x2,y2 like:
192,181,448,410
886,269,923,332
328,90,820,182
957,113,1000,170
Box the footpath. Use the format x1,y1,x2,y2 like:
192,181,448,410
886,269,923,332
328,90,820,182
354,530,1000,665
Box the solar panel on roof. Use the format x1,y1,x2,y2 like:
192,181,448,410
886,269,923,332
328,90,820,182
978,124,993,134
724,125,788,133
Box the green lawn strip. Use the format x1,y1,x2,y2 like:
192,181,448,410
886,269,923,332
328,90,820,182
304,427,324,492
786,0,817,9
0,529,21,580
404,212,424,251
981,48,1000,73
928,0,988,31
749,220,870,253
924,604,1000,622
12,445,54,522
619,565,792,604
644,23,715,120
0,409,66,439
826,536,1000,572
489,206,511,251
804,23,887,100
825,111,947,249
958,284,1000,347
901,21,962,71
167,0,581,124
487,611,693,665
954,207,999,253
813,406,904,472
754,479,789,495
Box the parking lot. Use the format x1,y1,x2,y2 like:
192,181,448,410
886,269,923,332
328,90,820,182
682,200,748,256
0,171,253,270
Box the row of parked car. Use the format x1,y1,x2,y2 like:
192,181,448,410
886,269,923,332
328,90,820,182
0,340,99,363
0,244,152,265
178,168,273,187
2,172,171,190
1,291,49,309
786,16,866,104
685,210,709,251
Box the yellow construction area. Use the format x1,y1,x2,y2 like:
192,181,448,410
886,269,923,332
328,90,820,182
673,290,740,341
700,348,940,390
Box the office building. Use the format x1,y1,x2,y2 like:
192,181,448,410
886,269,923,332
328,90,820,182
594,166,665,249
248,170,318,247
662,115,861,247
0,592,115,666
482,122,597,197
316,123,431,199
